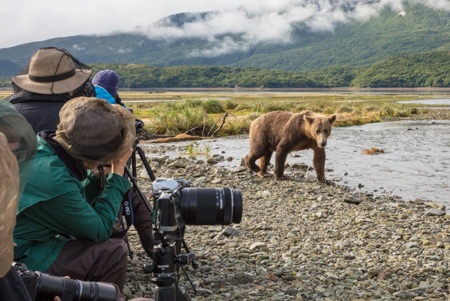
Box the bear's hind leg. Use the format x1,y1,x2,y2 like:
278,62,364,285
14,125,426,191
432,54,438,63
257,151,272,177
245,153,261,173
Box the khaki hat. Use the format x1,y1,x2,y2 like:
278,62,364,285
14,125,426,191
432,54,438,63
55,97,136,164
12,47,92,95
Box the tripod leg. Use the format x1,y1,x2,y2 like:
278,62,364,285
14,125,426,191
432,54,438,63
131,190,154,257
136,146,156,181
123,167,155,256
123,234,134,259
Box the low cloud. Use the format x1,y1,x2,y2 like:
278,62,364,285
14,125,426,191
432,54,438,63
139,0,449,57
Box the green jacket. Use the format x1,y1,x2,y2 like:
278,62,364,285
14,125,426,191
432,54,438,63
13,137,130,272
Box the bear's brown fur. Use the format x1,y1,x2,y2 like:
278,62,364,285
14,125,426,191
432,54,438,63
245,110,336,182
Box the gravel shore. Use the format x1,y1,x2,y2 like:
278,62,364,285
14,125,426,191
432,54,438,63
122,142,449,301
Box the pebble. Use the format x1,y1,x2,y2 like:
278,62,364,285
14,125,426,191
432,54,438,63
122,144,449,301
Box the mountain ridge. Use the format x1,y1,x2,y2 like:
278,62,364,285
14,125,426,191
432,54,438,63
0,2,448,80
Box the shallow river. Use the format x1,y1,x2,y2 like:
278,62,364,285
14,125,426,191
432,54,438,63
150,119,450,212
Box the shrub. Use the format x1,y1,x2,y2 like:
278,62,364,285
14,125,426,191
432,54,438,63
203,99,225,113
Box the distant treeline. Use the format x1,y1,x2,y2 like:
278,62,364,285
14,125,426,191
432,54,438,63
1,51,448,88
95,51,450,88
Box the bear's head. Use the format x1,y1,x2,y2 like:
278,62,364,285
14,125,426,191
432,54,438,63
304,114,336,148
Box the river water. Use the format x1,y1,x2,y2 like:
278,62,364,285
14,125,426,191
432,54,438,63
151,119,450,212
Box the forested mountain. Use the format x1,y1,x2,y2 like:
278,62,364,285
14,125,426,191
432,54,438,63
0,2,448,87
352,51,449,87
84,51,450,88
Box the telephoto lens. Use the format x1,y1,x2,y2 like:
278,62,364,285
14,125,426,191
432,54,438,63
32,272,117,301
178,187,243,225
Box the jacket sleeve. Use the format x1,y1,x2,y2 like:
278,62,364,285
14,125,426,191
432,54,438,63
82,170,103,204
21,173,130,242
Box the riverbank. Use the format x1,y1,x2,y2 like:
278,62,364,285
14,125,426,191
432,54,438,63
382,108,450,121
122,145,449,300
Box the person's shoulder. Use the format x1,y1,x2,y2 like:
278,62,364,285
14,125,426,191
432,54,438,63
34,138,71,174
6,90,69,104
19,141,80,212
3,90,29,103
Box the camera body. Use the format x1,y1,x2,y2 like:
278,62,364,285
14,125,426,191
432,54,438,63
12,262,117,301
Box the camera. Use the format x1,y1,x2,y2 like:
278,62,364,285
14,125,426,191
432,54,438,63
151,178,242,226
124,136,244,301
12,262,117,301
147,178,243,301
135,119,144,134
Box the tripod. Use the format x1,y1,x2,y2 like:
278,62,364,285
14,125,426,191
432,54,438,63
100,142,156,260
124,141,195,301
124,142,156,215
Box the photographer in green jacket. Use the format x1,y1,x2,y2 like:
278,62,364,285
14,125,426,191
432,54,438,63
12,97,152,300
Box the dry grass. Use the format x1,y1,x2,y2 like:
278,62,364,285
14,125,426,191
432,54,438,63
2,89,448,136
121,90,449,135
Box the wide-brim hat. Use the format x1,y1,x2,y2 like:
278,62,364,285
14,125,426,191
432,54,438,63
55,97,136,164
12,48,92,95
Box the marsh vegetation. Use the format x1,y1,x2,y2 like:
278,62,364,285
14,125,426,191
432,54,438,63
119,90,449,137
1,89,448,137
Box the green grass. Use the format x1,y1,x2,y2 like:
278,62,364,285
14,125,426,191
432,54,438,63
122,90,448,136
2,89,447,137
185,144,211,158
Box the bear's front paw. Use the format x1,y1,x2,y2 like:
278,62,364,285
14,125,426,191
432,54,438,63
257,172,271,178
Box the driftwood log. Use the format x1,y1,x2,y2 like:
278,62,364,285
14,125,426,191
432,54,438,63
140,112,229,143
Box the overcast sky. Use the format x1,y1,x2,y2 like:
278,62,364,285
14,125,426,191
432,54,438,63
1,0,448,49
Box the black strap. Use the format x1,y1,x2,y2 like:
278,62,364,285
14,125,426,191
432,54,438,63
110,191,134,239
122,190,135,230
29,69,76,83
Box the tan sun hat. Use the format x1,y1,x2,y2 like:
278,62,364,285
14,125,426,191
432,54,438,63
12,47,92,95
55,97,136,164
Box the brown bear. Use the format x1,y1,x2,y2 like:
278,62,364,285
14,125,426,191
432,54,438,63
244,110,336,182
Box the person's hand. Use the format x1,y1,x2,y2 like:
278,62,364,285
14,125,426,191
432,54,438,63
111,147,133,175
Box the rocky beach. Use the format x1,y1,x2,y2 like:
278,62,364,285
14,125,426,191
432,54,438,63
122,140,449,301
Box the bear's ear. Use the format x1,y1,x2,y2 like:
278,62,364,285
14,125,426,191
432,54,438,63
329,115,337,124
304,115,315,125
